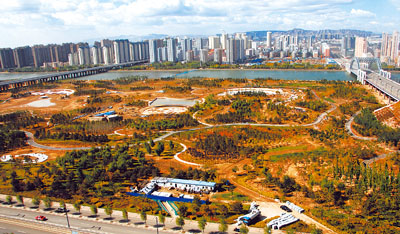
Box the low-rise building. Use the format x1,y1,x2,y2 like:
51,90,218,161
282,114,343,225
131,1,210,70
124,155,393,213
150,177,216,193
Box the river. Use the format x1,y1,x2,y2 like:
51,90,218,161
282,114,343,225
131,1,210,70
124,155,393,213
1,69,399,82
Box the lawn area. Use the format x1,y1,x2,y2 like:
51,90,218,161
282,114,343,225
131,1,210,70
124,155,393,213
212,192,251,202
267,145,308,153
324,97,335,103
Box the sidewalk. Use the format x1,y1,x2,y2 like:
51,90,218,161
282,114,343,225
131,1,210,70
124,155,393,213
0,194,267,234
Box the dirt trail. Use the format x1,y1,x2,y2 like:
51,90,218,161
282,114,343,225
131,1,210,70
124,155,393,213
217,162,337,234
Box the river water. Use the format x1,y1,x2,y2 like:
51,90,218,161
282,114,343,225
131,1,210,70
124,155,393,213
1,69,399,82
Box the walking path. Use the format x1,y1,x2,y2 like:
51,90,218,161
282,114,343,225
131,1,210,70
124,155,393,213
0,194,267,234
23,131,92,151
345,111,377,141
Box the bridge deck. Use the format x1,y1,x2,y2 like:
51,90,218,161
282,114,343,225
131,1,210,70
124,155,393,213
0,60,148,87
366,73,400,101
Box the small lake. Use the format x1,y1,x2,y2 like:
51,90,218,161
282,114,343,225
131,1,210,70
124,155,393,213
149,98,198,107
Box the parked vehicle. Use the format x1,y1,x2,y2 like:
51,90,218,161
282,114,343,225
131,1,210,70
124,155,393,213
55,207,69,213
280,205,292,212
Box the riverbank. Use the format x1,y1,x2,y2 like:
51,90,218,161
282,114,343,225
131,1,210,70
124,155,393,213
111,68,345,72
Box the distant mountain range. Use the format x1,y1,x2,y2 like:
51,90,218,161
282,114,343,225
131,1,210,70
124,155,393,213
246,28,375,40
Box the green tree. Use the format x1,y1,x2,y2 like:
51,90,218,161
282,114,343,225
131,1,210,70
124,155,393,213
140,210,147,226
178,204,188,216
219,219,228,233
16,195,23,206
232,166,239,173
169,140,174,150
311,227,323,234
73,201,81,214
105,205,113,218
90,204,98,216
239,224,249,234
176,216,185,231
59,200,65,208
43,197,52,210
149,138,155,147
122,208,128,220
264,225,272,234
32,197,40,207
144,142,151,154
198,217,207,234
230,201,243,214
5,195,12,205
155,142,165,156
158,213,165,228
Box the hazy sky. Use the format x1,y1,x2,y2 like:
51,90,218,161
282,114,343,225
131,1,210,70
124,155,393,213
1,0,400,47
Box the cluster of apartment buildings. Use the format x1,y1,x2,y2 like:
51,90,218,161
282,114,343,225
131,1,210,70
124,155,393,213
0,39,149,70
1,29,400,70
352,31,399,66
148,33,251,64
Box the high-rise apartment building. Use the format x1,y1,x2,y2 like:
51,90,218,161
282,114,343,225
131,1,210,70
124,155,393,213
113,39,130,64
149,39,159,63
200,49,208,63
208,36,220,49
227,38,241,64
167,38,177,62
214,48,223,64
221,34,228,50
13,46,34,68
0,48,16,69
381,31,400,65
355,37,368,57
266,32,272,48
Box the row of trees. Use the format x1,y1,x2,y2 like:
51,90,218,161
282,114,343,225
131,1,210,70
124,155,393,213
0,128,26,152
211,99,254,123
163,85,192,92
8,145,159,199
53,119,131,134
296,100,328,111
354,109,400,146
0,111,44,129
131,114,199,130
34,128,109,143
311,158,400,233
130,86,154,91
74,88,106,96
114,75,148,85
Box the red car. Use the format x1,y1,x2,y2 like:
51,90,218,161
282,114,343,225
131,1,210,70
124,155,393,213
35,215,47,221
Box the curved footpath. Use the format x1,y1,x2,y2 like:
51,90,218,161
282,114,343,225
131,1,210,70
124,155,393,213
23,131,92,151
363,151,399,167
345,111,377,141
23,96,337,165
22,97,392,169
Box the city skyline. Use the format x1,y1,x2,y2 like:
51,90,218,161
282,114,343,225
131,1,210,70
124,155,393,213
1,0,400,48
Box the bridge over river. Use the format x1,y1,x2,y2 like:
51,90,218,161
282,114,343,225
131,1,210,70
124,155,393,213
346,57,400,102
0,60,148,92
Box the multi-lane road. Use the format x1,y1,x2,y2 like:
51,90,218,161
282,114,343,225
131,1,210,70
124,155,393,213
0,205,170,234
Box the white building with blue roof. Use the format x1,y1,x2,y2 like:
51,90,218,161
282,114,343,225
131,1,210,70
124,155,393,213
151,177,216,193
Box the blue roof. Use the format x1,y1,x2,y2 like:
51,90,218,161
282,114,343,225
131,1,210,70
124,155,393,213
169,178,216,187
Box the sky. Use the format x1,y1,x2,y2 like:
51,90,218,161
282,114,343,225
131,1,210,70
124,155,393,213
1,0,400,48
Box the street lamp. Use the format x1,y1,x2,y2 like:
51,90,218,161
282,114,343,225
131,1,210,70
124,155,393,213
155,217,159,234
64,203,71,229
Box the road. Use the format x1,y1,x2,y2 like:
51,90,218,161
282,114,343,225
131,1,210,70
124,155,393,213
0,218,55,234
0,199,271,234
0,206,170,234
